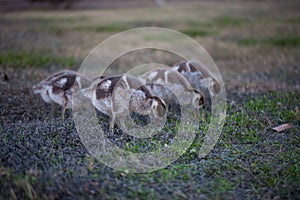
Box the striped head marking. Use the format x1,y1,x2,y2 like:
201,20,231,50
192,89,205,108
151,96,167,118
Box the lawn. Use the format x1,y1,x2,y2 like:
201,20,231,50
0,0,299,199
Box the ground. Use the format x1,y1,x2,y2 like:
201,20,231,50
0,0,300,199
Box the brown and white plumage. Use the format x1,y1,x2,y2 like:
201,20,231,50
82,74,166,131
139,68,205,108
171,60,220,94
32,70,91,120
82,75,118,117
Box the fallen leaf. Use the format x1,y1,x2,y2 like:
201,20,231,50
271,123,291,132
120,172,127,177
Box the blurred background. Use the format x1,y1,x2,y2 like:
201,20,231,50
1,0,299,92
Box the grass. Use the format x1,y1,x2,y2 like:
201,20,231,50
180,29,216,37
125,92,298,197
186,20,211,27
285,17,300,23
1,90,300,199
29,16,88,24
214,16,250,27
74,24,131,33
239,36,300,47
220,92,299,198
0,0,300,199
0,51,76,68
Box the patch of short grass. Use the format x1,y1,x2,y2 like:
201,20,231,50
214,16,249,27
285,18,300,23
186,20,211,27
219,91,300,198
129,19,173,28
31,24,69,34
238,36,300,47
74,24,130,32
222,91,299,149
1,90,300,199
266,37,300,47
143,34,180,42
12,175,38,199
30,16,88,24
180,29,216,37
238,38,259,46
0,51,76,68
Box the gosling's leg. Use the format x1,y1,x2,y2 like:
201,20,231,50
47,102,57,119
61,106,66,121
61,97,68,121
61,94,69,121
119,115,128,133
109,114,115,133
50,102,57,119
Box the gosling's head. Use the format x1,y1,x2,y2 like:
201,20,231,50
150,96,167,118
192,89,205,108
